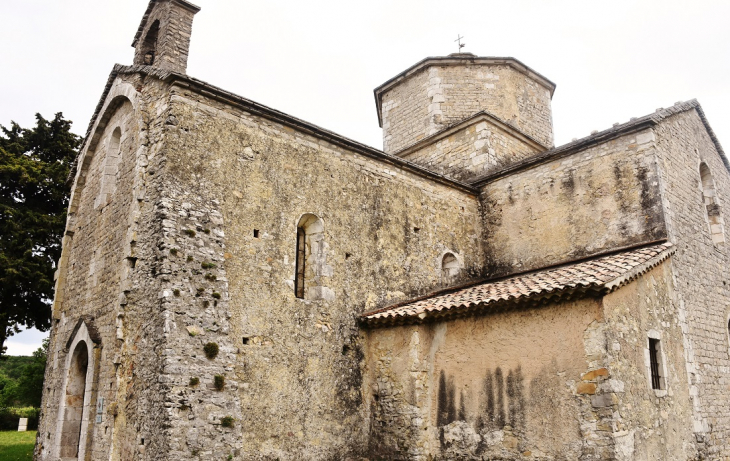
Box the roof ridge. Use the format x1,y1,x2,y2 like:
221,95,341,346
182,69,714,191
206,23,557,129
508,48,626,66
468,99,730,187
70,65,479,195
391,110,549,159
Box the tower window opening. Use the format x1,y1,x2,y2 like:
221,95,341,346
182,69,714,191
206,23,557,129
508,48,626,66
139,20,159,66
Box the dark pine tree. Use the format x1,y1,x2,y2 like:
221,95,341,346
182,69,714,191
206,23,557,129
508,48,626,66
0,113,81,356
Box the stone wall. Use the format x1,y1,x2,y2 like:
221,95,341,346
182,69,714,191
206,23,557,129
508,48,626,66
38,78,137,459
379,62,553,154
143,78,485,459
364,262,698,461
598,263,697,460
480,128,667,278
653,109,730,458
37,73,186,460
364,298,602,460
398,115,543,182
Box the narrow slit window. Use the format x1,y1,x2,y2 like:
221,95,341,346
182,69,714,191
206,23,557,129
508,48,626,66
295,227,306,298
649,338,663,390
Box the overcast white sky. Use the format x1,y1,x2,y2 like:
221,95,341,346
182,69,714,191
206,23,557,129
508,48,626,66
1,1,729,354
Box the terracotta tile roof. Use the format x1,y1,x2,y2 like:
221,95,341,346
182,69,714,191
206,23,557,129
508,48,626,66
362,242,675,327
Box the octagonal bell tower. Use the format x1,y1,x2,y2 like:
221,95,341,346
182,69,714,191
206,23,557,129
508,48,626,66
374,53,556,180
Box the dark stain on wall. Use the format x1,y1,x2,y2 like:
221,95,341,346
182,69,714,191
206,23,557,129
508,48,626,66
506,367,525,432
437,365,526,434
437,370,458,427
561,169,575,196
494,367,506,428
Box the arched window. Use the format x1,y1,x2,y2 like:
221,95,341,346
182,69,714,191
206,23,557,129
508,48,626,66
140,20,159,66
700,162,725,244
295,214,332,300
60,341,89,458
95,127,122,209
441,252,460,285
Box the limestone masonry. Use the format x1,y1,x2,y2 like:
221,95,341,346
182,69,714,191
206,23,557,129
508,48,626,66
36,1,730,460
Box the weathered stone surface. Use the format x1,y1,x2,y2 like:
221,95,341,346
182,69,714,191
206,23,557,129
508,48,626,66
376,57,554,153
582,368,609,381
36,2,730,460
480,127,667,277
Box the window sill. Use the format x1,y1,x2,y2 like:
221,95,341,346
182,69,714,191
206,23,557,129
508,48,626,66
653,389,667,398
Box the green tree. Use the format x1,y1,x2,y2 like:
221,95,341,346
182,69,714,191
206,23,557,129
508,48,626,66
15,339,49,406
0,113,81,356
0,340,47,407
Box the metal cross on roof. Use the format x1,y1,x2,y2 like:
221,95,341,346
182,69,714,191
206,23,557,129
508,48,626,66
455,35,465,52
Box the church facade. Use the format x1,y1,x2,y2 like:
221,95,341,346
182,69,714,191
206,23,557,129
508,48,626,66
36,1,730,460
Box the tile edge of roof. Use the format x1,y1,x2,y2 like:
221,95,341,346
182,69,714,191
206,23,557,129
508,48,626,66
361,242,676,327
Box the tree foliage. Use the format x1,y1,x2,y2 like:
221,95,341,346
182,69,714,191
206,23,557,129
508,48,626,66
0,339,48,408
0,113,81,356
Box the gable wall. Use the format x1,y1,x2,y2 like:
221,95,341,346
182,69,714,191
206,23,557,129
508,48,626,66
37,74,180,461
653,110,730,457
480,129,667,278
600,263,696,460
398,117,543,182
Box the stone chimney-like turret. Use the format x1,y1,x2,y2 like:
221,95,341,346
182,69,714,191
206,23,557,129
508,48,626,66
132,0,200,74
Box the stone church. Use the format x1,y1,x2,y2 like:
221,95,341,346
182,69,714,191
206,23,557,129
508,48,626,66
36,0,730,459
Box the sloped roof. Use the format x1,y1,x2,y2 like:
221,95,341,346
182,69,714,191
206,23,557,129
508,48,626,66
361,242,675,327
70,64,478,195
471,100,729,187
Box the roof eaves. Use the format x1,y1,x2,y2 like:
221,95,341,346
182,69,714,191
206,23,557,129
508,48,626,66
602,244,676,292
362,283,602,328
72,64,479,196
361,241,675,329
469,101,703,188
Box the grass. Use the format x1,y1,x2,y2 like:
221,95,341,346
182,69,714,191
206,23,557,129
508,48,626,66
0,431,36,461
